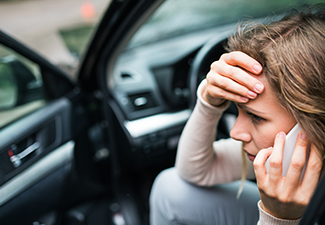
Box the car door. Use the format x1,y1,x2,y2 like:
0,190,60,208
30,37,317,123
0,28,81,224
0,0,163,224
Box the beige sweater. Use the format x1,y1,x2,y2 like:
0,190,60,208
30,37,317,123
175,79,301,225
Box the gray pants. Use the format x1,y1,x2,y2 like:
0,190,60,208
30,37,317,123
150,168,260,225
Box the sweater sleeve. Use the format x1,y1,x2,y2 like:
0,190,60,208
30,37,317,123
257,201,301,225
175,79,255,186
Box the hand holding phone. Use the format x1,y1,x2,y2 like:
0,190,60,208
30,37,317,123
265,124,310,179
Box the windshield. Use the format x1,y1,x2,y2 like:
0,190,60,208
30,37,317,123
0,0,111,79
128,0,320,48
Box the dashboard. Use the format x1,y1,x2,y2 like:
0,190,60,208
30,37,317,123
109,24,236,164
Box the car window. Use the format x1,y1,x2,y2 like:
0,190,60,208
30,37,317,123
0,0,111,80
128,0,321,48
0,43,46,128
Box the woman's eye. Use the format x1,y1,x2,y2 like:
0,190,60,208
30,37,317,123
247,112,263,124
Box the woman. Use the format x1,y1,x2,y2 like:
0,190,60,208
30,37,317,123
150,5,324,225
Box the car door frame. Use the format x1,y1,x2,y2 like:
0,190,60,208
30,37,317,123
77,0,167,224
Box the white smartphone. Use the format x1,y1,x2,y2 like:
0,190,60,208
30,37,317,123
265,124,310,179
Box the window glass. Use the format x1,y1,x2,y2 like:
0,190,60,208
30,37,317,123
128,0,321,48
0,44,46,128
0,0,111,80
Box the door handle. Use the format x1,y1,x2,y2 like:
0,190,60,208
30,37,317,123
9,142,40,167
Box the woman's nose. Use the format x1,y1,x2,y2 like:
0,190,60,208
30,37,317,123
229,117,251,143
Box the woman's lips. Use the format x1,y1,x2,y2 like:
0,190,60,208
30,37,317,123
244,150,256,161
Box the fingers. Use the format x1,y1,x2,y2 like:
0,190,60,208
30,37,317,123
205,52,264,106
220,51,263,74
254,132,286,193
254,147,273,184
301,144,323,199
285,132,309,189
267,132,286,185
205,72,249,104
212,53,264,94
207,68,254,100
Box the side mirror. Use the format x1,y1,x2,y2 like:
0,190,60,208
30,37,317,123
0,58,17,109
0,56,44,110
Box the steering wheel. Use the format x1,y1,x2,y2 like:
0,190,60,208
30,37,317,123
188,31,238,139
188,31,231,109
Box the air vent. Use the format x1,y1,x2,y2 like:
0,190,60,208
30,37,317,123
121,73,133,80
128,92,157,111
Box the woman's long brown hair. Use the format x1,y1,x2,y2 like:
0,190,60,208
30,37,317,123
228,5,325,196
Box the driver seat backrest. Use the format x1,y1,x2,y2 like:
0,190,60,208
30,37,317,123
299,173,325,224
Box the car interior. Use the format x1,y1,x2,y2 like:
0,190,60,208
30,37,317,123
0,0,324,224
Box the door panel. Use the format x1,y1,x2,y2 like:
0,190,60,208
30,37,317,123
0,98,74,224
0,141,74,206
0,161,72,224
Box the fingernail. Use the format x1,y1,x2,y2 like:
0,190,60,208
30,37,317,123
241,96,249,102
247,90,257,98
254,83,264,93
277,132,285,138
253,64,262,73
300,132,307,139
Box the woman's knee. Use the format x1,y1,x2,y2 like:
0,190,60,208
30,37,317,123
150,167,182,205
150,168,260,224
150,167,186,224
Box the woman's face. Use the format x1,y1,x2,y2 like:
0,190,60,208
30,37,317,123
230,74,296,161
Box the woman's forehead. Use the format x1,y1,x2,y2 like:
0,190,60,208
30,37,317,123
245,74,281,115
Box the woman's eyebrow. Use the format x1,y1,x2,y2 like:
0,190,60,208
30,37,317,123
237,103,266,115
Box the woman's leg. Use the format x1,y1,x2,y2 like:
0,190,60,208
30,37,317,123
150,167,260,225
